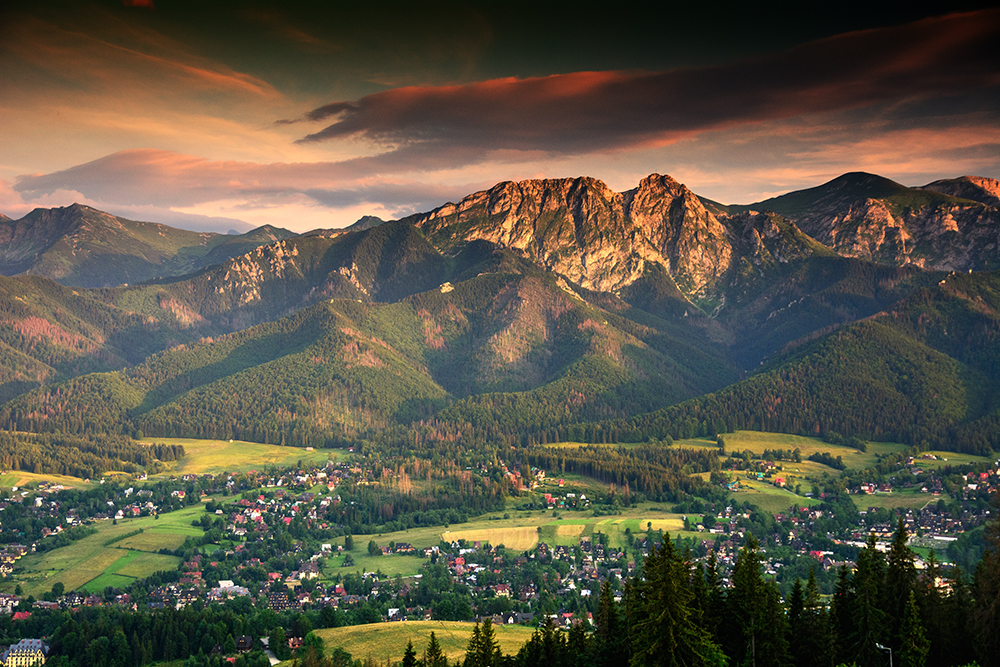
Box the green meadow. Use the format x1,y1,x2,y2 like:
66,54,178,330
673,431,907,472
6,504,207,596
311,620,537,664
0,470,97,491
908,450,996,470
139,437,341,476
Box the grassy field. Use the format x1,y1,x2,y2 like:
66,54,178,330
313,620,537,663
909,451,996,470
442,526,540,551
674,431,908,473
0,471,96,490
723,478,822,514
139,437,341,476
74,548,187,593
7,504,202,596
852,488,937,512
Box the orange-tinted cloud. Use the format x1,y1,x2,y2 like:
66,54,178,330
13,149,478,215
2,10,281,101
288,10,1000,163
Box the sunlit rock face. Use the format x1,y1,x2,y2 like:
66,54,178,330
407,174,742,300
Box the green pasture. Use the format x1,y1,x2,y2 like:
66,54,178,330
724,477,821,514
909,451,996,470
139,437,340,476
675,431,908,472
0,471,97,491
327,553,428,578
79,549,184,592
117,552,183,578
312,620,537,663
852,488,937,512
6,504,202,596
82,573,135,593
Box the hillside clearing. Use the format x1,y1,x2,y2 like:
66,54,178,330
313,620,536,663
139,437,340,476
443,526,540,551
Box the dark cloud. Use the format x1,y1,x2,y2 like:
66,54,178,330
290,11,1000,163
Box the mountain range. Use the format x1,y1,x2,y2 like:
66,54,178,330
1,172,998,455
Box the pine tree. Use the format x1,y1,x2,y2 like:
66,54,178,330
915,550,945,666
942,566,975,667
803,568,834,667
629,537,726,666
703,550,728,650
850,533,888,667
729,534,789,667
787,579,807,667
972,503,1000,667
567,621,590,667
401,640,417,667
898,592,929,667
594,580,623,667
424,632,447,667
464,619,501,667
829,565,853,666
884,518,916,641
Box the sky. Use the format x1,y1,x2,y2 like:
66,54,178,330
2,0,999,233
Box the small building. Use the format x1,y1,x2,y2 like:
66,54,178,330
235,637,255,653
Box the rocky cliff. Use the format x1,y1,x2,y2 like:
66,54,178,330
405,174,753,301
747,172,1000,271
921,175,1000,207
403,173,835,306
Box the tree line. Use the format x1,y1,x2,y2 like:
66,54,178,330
0,431,182,479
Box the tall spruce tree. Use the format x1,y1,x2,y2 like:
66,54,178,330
943,566,976,667
972,503,1000,667
465,619,502,667
401,640,418,667
787,579,807,667
424,631,447,667
729,534,789,667
803,568,834,667
594,580,623,667
703,551,725,641
915,550,945,667
629,537,726,666
851,533,888,667
829,565,854,666
884,518,917,642
898,592,929,667
567,620,590,667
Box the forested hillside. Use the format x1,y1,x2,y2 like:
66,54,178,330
0,171,998,459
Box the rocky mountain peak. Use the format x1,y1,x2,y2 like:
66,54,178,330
625,175,733,296
921,175,1000,207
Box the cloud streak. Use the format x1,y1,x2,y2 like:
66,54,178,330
12,149,480,219
287,10,1000,164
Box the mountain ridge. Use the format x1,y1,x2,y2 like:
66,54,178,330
0,204,297,288
1,170,998,455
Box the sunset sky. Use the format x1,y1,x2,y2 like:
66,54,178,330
2,0,999,233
